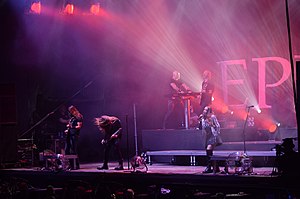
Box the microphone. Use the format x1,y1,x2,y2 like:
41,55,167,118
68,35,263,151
247,105,254,108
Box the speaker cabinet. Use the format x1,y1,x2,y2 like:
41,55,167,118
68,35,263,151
0,83,17,124
0,84,17,163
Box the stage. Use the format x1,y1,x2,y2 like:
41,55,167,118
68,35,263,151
0,161,299,199
1,128,299,198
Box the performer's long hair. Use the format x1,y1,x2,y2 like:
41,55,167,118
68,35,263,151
68,105,83,120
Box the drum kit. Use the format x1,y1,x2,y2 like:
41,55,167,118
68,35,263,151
226,152,253,174
18,131,70,171
39,149,71,171
130,154,148,173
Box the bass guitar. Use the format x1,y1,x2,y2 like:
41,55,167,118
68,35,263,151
101,128,122,145
64,117,81,136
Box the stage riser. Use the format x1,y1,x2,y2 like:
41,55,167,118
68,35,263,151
142,129,205,150
142,129,298,167
142,129,298,151
149,155,276,167
218,143,279,151
218,141,298,151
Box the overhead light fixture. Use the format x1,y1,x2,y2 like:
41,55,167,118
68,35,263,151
90,3,101,15
30,1,41,14
64,3,74,15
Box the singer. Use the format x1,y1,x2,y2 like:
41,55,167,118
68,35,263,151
200,106,223,173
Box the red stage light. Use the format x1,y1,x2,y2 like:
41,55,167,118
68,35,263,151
30,1,41,14
268,124,277,133
64,3,74,15
90,3,101,15
221,106,228,114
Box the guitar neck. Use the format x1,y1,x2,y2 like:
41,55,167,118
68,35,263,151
112,128,122,136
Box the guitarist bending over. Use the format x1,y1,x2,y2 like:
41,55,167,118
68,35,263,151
94,115,123,170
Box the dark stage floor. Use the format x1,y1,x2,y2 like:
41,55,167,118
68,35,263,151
1,161,299,199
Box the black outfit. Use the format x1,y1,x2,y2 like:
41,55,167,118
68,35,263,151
163,78,188,129
56,111,69,139
98,118,123,170
65,116,82,169
199,79,214,114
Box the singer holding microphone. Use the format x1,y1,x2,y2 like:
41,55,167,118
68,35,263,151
200,106,223,173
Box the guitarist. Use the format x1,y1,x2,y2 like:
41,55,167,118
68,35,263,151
65,105,83,170
94,115,123,170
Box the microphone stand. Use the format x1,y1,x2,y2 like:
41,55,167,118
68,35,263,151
242,106,252,156
126,114,129,170
236,106,256,175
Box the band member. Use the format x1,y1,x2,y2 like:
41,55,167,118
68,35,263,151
276,138,299,176
57,105,70,138
189,105,199,129
163,71,190,129
199,70,214,114
65,105,83,169
94,115,124,170
200,106,222,173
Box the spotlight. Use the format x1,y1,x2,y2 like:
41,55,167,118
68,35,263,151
276,122,281,127
160,187,171,195
64,3,74,15
221,106,228,114
268,124,277,133
30,1,41,14
90,3,101,15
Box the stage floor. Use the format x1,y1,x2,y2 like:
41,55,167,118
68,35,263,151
1,162,299,199
2,162,275,175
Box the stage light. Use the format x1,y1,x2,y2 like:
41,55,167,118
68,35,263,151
90,3,101,15
64,3,74,15
276,122,281,127
160,187,171,195
30,1,41,14
268,124,277,133
221,106,228,114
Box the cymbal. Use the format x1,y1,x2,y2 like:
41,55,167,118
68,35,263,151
17,139,33,141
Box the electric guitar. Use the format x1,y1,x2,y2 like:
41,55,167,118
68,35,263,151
101,128,122,145
64,119,73,135
64,117,82,136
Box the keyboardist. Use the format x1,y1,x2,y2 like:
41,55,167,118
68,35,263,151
162,71,191,129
